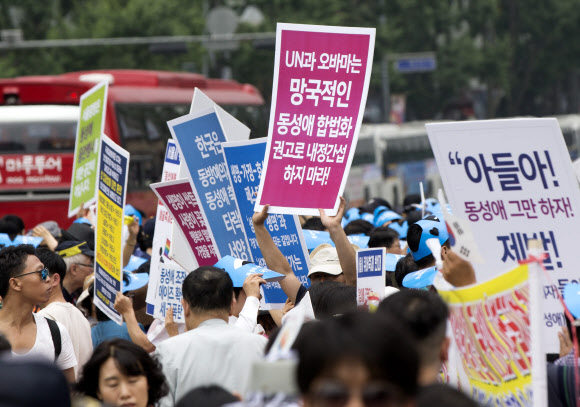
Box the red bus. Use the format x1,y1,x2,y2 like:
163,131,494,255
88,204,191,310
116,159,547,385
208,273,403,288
0,69,266,229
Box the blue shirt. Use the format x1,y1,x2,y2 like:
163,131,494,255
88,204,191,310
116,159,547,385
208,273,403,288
91,320,144,348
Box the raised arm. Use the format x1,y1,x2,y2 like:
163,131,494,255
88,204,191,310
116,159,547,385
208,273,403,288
252,205,302,304
122,216,139,268
114,291,156,353
320,197,356,286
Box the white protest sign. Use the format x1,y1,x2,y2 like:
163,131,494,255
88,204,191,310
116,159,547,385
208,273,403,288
146,140,187,318
190,88,251,142
427,118,580,352
356,247,386,311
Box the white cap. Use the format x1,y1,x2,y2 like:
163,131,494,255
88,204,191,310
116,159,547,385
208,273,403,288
308,243,342,276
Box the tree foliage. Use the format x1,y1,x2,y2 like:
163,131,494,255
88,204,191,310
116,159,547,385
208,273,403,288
0,0,579,119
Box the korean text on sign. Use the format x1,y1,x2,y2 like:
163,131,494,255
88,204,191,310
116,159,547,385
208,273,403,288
168,110,251,261
256,24,375,216
151,179,219,267
69,81,108,217
94,135,129,325
427,118,580,352
223,139,310,305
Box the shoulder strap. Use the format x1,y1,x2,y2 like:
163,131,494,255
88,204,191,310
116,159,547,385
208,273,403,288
45,317,61,361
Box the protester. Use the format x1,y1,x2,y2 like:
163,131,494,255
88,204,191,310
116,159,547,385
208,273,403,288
76,338,168,407
368,226,404,254
0,244,77,382
1,214,25,237
253,197,356,304
378,290,450,386
293,311,419,406
394,253,419,289
155,266,267,406
407,213,449,270
343,219,374,236
56,240,95,304
35,247,93,379
229,272,267,334
29,220,61,251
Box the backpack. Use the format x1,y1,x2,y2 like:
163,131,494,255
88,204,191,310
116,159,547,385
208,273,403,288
45,317,61,361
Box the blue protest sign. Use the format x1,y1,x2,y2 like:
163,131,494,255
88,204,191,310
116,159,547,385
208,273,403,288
168,109,251,261
214,255,285,287
402,266,438,288
347,234,370,248
222,138,310,305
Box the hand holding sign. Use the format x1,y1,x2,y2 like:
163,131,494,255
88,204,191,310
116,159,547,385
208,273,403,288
252,204,270,226
319,197,346,232
440,248,476,288
243,273,267,299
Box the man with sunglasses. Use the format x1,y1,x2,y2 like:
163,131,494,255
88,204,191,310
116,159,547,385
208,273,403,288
0,244,77,382
56,240,95,305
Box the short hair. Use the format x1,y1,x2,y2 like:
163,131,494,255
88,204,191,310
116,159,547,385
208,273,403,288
308,281,357,319
176,385,238,407
182,266,233,313
302,217,325,231
377,290,449,366
417,383,478,407
0,219,20,241
293,312,418,398
343,219,374,236
2,215,25,233
394,253,418,289
0,244,35,297
368,226,400,248
35,248,66,287
61,252,85,272
76,338,168,404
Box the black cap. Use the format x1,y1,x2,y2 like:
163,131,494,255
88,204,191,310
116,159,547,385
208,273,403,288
56,240,95,258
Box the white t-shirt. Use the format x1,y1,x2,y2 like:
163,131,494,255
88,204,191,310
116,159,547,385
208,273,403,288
12,313,77,371
37,301,92,378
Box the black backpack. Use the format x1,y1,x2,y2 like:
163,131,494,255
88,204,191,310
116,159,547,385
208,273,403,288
45,317,61,361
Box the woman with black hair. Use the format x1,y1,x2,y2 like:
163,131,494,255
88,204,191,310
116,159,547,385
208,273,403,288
76,338,168,407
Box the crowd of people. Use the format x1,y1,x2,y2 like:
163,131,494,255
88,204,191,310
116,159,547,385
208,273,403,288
0,192,577,406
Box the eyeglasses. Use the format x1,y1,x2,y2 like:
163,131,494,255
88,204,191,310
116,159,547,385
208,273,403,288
309,382,401,407
74,263,94,269
13,268,50,282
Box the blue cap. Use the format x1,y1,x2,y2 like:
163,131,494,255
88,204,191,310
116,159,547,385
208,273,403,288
374,210,402,227
360,212,374,223
385,253,405,272
122,272,149,292
214,255,285,287
124,255,148,273
424,198,441,214
402,266,438,288
342,207,361,228
302,230,333,251
388,220,409,239
73,217,93,225
347,234,370,248
564,283,580,319
373,205,389,219
408,214,448,262
124,204,143,226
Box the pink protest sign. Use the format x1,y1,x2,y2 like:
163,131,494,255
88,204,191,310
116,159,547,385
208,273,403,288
150,178,219,266
256,23,375,216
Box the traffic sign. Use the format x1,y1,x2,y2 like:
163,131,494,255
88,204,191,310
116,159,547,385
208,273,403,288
394,53,436,73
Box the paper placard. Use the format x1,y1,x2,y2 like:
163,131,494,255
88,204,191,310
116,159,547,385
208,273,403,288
255,23,375,216
69,81,108,217
427,118,580,351
356,247,386,311
94,134,129,325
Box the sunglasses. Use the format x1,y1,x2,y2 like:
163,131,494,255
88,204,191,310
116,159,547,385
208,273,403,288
13,268,50,282
309,382,401,407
